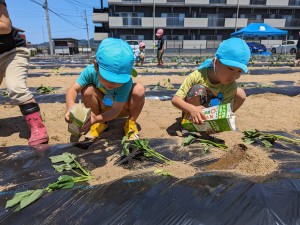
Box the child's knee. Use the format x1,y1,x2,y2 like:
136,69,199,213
233,87,246,112
81,84,97,97
186,84,207,105
132,83,145,98
236,87,246,102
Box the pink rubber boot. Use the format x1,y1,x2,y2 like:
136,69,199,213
24,111,49,146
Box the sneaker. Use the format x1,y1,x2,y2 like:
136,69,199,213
85,122,108,140
124,119,139,140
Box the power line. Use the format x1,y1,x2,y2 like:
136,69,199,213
63,0,94,8
29,0,85,29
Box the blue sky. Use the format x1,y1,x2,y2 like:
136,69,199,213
7,0,108,44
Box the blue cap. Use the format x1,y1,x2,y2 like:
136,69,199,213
215,38,250,73
198,38,250,73
96,38,135,84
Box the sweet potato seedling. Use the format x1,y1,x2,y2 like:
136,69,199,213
243,129,300,148
117,134,172,165
5,153,92,211
182,135,228,152
35,84,55,94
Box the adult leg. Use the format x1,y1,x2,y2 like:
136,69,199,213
5,47,48,145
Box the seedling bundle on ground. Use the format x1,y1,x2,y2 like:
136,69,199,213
5,152,92,211
243,129,300,148
116,135,172,165
182,135,228,153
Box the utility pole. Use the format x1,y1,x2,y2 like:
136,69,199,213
84,10,91,53
153,0,155,54
44,0,54,55
234,0,240,32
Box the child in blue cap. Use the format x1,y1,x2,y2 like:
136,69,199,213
65,38,145,140
172,37,250,128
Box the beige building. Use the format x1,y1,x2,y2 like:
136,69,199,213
93,0,300,50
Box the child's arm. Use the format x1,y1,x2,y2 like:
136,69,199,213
0,1,12,35
65,82,83,122
172,96,207,125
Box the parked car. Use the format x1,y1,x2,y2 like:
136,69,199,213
246,42,267,53
126,40,139,52
271,40,297,54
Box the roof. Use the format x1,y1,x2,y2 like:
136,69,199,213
230,23,288,37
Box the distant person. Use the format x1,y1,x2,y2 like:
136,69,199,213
295,31,300,67
65,38,145,141
172,38,250,132
156,28,165,66
134,41,145,66
0,0,49,145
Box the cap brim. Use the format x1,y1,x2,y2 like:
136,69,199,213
99,67,137,84
219,58,248,73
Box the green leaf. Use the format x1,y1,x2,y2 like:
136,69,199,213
46,175,75,192
17,189,44,211
243,138,256,145
121,142,130,156
5,190,35,208
52,163,76,172
182,135,196,146
154,169,171,176
121,135,129,145
261,140,273,148
6,189,44,211
49,152,76,164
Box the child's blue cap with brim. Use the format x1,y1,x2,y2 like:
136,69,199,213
198,38,251,73
96,38,136,84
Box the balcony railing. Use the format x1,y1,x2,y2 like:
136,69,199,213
123,17,142,26
166,18,184,27
208,18,225,27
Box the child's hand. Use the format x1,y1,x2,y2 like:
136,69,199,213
81,117,91,134
189,105,208,125
65,111,71,123
80,114,98,134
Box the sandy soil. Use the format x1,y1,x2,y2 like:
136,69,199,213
0,61,300,186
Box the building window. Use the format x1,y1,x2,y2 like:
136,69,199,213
122,0,141,2
120,35,144,40
209,0,226,4
161,13,184,27
166,0,185,2
289,0,300,6
207,14,225,27
119,12,143,26
250,0,266,5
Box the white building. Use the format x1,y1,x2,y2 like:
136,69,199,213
93,0,300,50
